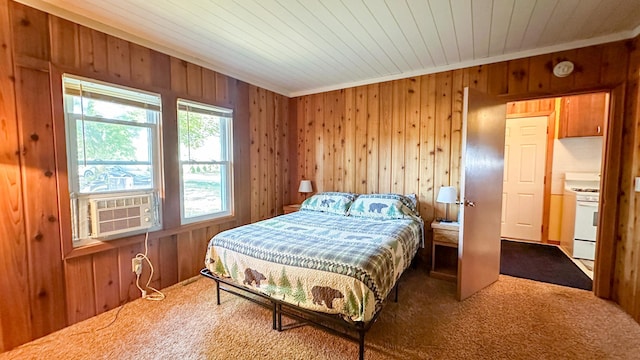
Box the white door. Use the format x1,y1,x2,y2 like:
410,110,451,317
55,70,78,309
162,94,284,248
501,116,547,241
458,88,507,301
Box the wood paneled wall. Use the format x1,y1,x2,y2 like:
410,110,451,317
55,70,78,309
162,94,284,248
0,0,288,351
290,38,640,323
616,36,640,323
249,86,290,223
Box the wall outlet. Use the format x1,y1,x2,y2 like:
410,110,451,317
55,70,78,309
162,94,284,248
635,177,640,192
132,258,143,275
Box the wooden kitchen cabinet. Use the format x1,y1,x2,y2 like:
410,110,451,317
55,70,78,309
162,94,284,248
558,93,607,138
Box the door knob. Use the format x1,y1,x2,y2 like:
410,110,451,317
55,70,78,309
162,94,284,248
465,200,476,207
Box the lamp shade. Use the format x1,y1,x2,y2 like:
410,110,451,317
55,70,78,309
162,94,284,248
436,186,457,204
298,180,313,193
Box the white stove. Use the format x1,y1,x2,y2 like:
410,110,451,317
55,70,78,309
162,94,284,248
562,173,600,260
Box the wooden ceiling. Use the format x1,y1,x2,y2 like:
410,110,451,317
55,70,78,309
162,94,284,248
17,0,640,96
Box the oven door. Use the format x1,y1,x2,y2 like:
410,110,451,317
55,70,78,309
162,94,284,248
574,201,598,241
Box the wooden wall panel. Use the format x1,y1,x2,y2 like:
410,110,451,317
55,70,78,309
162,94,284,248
15,66,66,338
313,94,325,193
434,72,452,220
93,249,120,314
190,228,209,277
158,235,178,289
233,80,253,225
391,79,406,194
378,82,393,193
266,91,275,217
574,47,602,88
527,54,552,93
354,86,368,194
404,77,420,198
323,91,336,191
0,0,289,350
303,96,315,195
366,84,379,194
615,38,640,320
249,86,260,222
334,90,345,191
129,43,152,86
186,63,203,98
450,70,464,199
418,74,437,221
106,35,130,80
49,16,78,68
0,0,31,350
10,1,49,61
215,73,230,106
150,50,170,89
294,97,305,202
78,28,107,74
344,88,356,191
259,88,268,219
65,256,95,325
247,86,289,218
170,57,187,94
177,232,195,281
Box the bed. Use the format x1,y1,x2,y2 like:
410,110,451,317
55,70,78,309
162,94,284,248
201,192,423,359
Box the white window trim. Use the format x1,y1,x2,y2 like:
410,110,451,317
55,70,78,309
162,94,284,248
177,99,234,225
63,74,163,246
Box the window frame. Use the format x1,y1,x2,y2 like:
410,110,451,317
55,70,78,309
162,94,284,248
177,98,234,225
62,74,163,247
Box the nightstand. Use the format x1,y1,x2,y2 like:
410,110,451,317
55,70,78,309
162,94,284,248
430,221,460,282
283,204,301,214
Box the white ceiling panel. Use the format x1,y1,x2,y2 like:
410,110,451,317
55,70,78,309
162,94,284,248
536,0,580,47
519,0,559,51
470,0,493,59
488,0,515,57
406,0,448,66
451,0,474,61
428,0,460,63
386,0,436,68
503,0,536,52
18,0,640,96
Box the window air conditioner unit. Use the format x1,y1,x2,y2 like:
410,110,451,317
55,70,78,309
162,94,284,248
89,194,156,238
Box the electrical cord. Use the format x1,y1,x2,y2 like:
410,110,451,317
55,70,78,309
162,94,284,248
135,232,166,301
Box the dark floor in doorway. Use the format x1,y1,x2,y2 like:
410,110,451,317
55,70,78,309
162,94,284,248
500,239,592,291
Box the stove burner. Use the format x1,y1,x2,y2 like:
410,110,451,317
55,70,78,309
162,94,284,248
571,187,599,193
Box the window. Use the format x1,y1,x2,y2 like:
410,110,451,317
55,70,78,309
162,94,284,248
63,75,162,247
178,99,233,223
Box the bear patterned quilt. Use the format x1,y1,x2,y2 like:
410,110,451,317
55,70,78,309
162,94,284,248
204,210,422,322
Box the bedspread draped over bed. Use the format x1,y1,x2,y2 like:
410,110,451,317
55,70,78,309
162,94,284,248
205,210,422,322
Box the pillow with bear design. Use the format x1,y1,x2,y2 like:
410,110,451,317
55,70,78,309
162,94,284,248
348,193,419,220
299,192,358,215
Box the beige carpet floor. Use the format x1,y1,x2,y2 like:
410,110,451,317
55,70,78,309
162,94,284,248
3,269,640,360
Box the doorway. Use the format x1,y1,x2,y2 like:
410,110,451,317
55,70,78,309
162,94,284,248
500,93,609,285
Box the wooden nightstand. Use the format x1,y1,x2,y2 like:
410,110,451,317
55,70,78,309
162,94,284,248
283,204,301,214
430,221,460,282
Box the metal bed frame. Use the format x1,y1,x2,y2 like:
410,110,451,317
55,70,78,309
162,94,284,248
200,267,401,360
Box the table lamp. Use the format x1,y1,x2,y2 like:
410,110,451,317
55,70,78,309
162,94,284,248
436,186,457,222
298,180,313,200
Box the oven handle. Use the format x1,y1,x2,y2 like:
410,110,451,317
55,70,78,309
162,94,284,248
577,202,599,207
